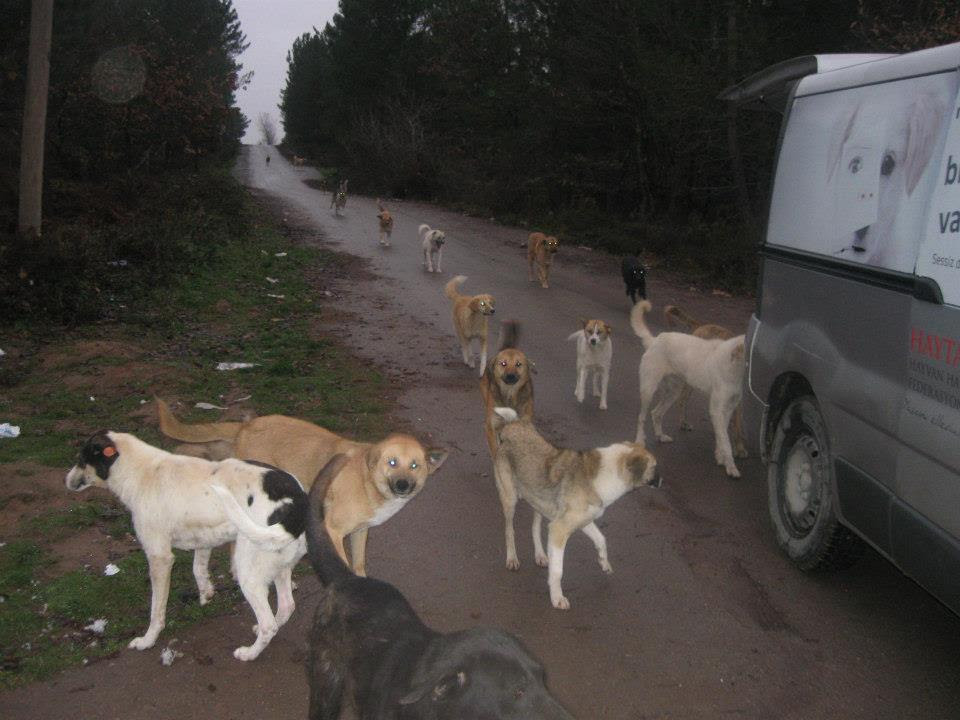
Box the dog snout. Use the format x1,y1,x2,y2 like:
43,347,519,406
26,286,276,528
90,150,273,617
853,226,869,250
390,477,416,496
589,337,598,346
65,466,87,491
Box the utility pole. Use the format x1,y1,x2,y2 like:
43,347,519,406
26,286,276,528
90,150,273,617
18,0,54,238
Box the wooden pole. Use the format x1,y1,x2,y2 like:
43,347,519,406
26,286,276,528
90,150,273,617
18,0,54,237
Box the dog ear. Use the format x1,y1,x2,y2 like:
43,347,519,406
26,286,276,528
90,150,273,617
904,92,946,196
424,447,449,474
399,670,467,706
604,322,613,335
365,445,381,473
579,317,588,329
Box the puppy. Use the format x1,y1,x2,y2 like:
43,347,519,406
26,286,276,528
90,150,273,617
377,199,394,246
419,223,446,273
527,232,560,288
567,319,613,410
156,398,447,577
492,408,661,609
65,431,306,660
480,320,534,458
620,256,647,304
331,180,348,215
828,91,946,270
663,305,747,457
631,301,745,477
305,455,574,720
444,275,496,376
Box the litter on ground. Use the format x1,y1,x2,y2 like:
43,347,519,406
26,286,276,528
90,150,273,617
215,362,259,371
0,423,20,438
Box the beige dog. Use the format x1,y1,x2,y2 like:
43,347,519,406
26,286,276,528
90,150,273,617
527,232,560,288
376,200,394,246
292,155,305,166
444,275,496,376
567,318,613,410
492,407,661,609
479,321,534,458
156,398,447,575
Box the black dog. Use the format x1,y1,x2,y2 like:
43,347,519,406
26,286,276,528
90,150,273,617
306,455,574,720
621,256,647,304
266,155,271,164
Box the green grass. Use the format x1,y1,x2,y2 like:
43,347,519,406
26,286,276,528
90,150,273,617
24,502,133,541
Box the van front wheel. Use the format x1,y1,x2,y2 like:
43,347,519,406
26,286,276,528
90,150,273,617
768,396,863,571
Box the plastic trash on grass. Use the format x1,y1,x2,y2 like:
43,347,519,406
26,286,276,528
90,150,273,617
215,362,259,371
103,563,120,576
0,423,20,438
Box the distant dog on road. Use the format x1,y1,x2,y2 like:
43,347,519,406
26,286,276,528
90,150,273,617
265,155,271,164
620,256,647,304
376,200,394,246
492,408,662,609
65,431,307,661
331,180,348,215
445,275,495,376
304,455,574,720
567,318,613,410
527,232,560,288
292,155,305,166
419,223,446,272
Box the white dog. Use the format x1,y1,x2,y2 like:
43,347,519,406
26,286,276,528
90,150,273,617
828,90,946,271
65,431,307,661
630,301,745,477
567,318,613,410
419,223,446,273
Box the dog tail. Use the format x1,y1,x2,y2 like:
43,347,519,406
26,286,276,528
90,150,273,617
566,330,582,342
306,454,353,585
418,223,431,239
491,407,519,432
663,305,699,332
630,300,655,350
497,319,520,351
208,484,299,551
444,275,466,300
155,396,242,444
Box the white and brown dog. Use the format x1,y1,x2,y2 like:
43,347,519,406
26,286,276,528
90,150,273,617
444,275,495,376
419,223,446,273
65,431,307,661
331,180,348,215
492,408,661,609
567,318,613,410
631,301,745,477
377,200,394,246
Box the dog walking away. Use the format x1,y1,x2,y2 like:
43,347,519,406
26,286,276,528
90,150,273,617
331,180,348,215
567,319,613,410
305,455,575,720
65,431,306,660
631,300,745,477
266,154,271,164
419,223,446,273
157,398,447,577
527,232,560,288
620,256,647,304
377,199,395,246
480,320,534,458
663,305,747,457
445,275,496,376
492,408,661,609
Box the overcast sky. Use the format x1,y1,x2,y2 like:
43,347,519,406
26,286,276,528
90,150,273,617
233,0,339,145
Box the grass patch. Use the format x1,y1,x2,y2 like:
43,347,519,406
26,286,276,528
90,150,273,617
24,502,132,542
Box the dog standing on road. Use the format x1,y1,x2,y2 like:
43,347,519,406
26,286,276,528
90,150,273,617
480,320,534,458
304,455,574,720
65,431,307,660
377,200,394,246
445,275,496,376
492,408,662,609
419,223,446,273
620,256,647,304
527,232,560,288
631,301,745,477
331,180,348,215
567,319,613,410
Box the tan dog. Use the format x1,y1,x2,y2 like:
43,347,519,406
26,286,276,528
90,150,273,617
479,320,534,458
663,305,747,457
293,155,305,166
527,232,560,289
156,398,447,575
492,407,662,609
376,199,394,246
444,275,496,376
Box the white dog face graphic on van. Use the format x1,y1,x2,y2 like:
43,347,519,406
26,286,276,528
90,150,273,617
828,91,946,271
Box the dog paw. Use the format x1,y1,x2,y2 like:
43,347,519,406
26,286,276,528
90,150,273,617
575,394,584,403
551,595,570,610
680,421,693,432
506,557,520,571
535,553,548,568
599,402,607,410
656,433,673,443
198,587,215,606
234,645,260,662
128,635,155,651
600,559,613,574
725,465,741,479
734,445,748,459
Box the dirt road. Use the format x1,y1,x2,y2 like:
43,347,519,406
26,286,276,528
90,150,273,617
3,146,959,719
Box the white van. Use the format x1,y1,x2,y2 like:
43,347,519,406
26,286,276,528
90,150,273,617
723,43,960,614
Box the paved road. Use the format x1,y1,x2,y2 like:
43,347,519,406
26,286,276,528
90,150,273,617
4,146,959,720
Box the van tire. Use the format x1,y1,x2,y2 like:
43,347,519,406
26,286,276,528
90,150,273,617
767,396,864,571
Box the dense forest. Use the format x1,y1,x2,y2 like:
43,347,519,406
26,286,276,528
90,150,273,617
280,0,960,280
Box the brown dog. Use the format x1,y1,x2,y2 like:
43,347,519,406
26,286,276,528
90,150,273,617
527,232,560,289
155,398,447,575
444,275,496,376
662,305,747,457
376,199,394,246
479,321,534,458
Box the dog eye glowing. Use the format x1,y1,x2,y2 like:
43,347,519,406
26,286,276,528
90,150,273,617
410,462,417,469
388,458,397,467
500,360,507,366
848,156,862,174
881,152,896,176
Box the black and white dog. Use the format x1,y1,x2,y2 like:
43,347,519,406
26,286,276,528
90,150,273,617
65,431,307,661
620,256,647,304
305,455,574,720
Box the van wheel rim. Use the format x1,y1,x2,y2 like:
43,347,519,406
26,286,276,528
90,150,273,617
781,435,822,536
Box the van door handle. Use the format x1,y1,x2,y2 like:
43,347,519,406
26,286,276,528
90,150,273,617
914,276,943,304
